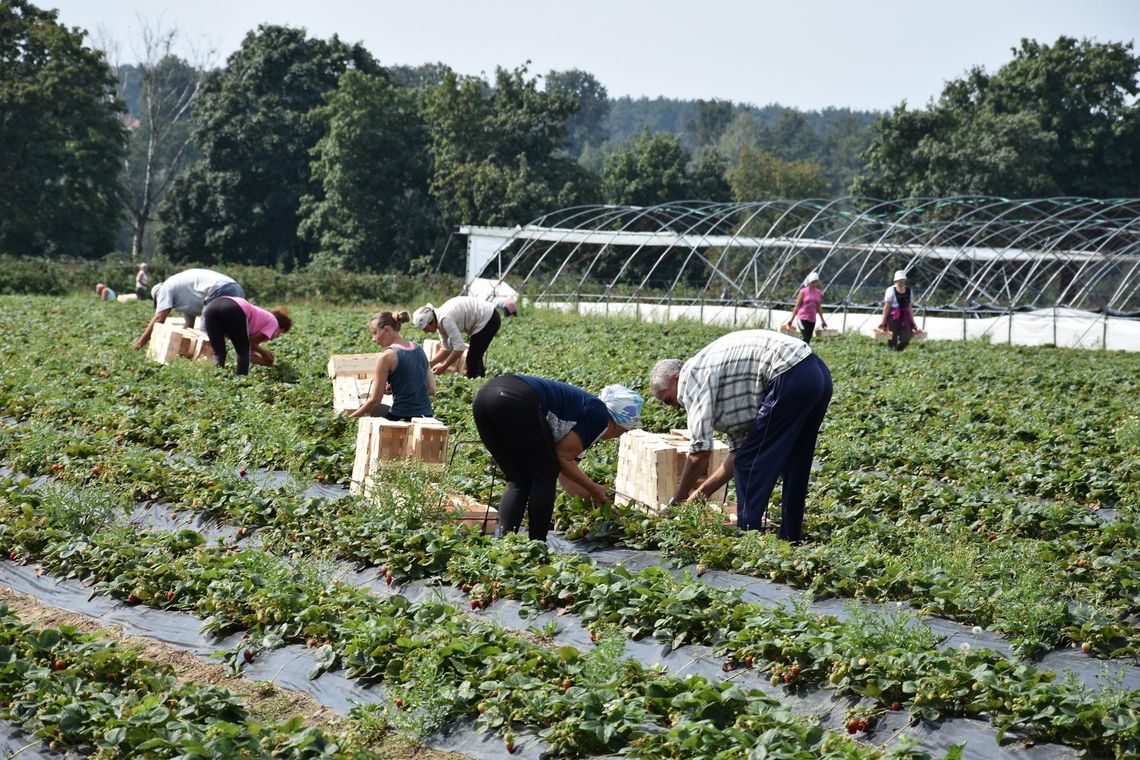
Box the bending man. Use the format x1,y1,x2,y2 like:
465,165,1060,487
649,330,832,543
132,268,244,349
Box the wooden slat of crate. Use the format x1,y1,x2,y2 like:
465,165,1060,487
327,353,377,379
615,430,728,513
422,339,466,375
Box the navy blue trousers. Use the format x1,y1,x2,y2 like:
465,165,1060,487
733,354,832,541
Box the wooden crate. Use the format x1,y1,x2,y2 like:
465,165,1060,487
327,353,377,379
614,430,729,512
422,339,467,375
332,376,395,415
351,417,450,494
146,321,213,364
874,327,926,342
446,493,498,534
116,293,139,303
779,324,838,338
411,417,450,463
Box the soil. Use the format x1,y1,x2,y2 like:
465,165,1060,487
0,586,461,759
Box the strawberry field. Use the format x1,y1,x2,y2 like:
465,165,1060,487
0,294,1137,759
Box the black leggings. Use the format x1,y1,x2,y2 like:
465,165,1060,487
202,298,251,375
798,319,816,344
472,375,558,540
464,309,500,378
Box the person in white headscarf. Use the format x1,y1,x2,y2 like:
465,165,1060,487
783,272,828,343
412,296,500,378
472,377,642,541
879,270,918,351
135,263,150,300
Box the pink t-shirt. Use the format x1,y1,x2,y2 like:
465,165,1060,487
795,287,823,322
228,297,280,340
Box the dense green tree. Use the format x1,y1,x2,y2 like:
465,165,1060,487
388,61,452,89
159,25,379,268
728,146,828,201
298,70,435,271
601,130,690,206
686,146,732,202
422,66,598,233
685,98,735,148
545,68,609,157
854,37,1140,199
0,0,125,257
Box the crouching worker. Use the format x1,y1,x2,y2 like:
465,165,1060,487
650,330,832,544
202,296,291,375
473,379,642,541
346,311,435,421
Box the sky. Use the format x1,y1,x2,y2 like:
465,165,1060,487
44,0,1140,112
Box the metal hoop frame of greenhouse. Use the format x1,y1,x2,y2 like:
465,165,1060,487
462,197,1140,315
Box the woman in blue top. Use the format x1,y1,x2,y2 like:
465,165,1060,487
472,375,643,541
347,311,435,421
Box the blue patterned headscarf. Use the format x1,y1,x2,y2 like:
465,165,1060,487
598,385,643,430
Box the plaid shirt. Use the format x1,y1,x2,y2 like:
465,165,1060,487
679,330,812,452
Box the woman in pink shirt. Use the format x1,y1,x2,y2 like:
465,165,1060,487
783,272,828,343
201,296,292,375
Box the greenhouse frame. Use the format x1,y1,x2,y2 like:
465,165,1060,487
462,197,1140,350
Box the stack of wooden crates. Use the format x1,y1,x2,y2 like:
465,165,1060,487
614,430,730,514
146,318,213,364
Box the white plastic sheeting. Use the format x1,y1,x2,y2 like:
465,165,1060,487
538,302,1140,351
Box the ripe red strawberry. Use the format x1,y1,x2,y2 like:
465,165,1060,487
53,659,65,671
783,672,794,683
470,600,480,610
846,719,859,734
127,593,139,604
858,719,871,732
6,551,15,561
243,650,254,664
890,702,902,711
561,679,572,692
236,526,248,538
165,590,175,602
384,574,393,586
394,698,403,708
789,665,800,676
239,468,247,477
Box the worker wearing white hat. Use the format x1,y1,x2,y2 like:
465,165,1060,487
879,270,918,351
412,295,500,378
783,271,828,343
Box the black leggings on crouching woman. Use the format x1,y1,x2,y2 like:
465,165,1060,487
472,375,558,540
202,297,251,375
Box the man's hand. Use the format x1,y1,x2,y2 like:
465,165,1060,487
133,337,146,350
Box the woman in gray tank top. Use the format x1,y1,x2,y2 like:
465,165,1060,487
346,311,435,420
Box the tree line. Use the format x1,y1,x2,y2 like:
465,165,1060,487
2,0,1138,275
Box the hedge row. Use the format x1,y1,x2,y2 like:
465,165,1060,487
0,256,460,305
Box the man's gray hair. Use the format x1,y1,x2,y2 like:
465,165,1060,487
649,359,683,392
